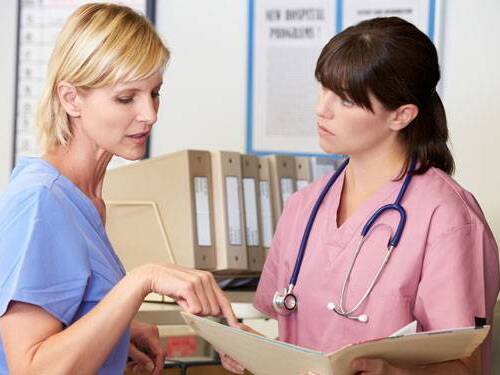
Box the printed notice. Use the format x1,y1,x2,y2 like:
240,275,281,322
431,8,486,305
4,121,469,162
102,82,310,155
249,0,336,154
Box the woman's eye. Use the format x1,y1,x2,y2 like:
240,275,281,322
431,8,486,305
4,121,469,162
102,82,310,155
152,91,160,98
117,97,133,104
341,98,354,107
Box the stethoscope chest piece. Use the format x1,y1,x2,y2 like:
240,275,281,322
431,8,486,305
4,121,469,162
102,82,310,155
273,287,298,315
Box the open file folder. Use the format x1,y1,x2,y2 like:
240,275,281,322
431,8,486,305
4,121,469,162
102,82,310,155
181,313,489,375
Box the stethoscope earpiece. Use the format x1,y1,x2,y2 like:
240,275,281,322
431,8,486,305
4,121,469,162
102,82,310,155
327,302,369,323
357,314,369,323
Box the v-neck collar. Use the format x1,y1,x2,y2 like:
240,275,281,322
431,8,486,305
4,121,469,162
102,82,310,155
24,157,126,275
322,168,403,248
25,157,106,235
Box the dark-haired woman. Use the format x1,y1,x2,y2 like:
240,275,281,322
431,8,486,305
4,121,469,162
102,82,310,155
221,17,499,375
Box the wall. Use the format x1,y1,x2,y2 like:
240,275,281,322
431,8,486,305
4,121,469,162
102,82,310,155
152,0,248,154
0,0,499,242
0,0,16,188
439,1,500,239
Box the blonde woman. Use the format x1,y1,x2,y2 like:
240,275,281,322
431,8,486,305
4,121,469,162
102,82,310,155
0,4,237,374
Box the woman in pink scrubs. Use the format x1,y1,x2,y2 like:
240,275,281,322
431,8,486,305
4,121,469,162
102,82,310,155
222,17,500,375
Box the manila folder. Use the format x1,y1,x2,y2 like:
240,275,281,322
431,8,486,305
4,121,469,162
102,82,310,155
181,312,489,375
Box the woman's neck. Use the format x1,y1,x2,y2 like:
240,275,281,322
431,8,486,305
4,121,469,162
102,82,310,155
336,146,408,227
344,146,408,198
42,139,112,205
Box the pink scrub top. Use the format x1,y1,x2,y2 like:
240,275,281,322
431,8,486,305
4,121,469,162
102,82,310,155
254,166,499,374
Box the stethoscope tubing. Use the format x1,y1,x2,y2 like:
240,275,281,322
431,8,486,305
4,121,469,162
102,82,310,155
289,159,349,287
277,156,417,318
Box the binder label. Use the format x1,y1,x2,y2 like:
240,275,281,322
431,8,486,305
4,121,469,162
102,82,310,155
225,176,242,245
194,177,212,246
243,178,260,246
280,178,295,206
297,179,309,190
259,180,273,248
311,158,337,180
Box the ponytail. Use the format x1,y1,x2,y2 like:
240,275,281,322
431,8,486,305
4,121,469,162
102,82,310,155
404,92,455,175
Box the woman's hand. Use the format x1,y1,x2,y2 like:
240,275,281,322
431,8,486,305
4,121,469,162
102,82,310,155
218,323,264,374
219,350,246,374
133,263,238,327
126,320,164,374
350,358,409,374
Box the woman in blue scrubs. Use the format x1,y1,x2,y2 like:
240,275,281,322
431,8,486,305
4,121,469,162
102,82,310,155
0,4,237,374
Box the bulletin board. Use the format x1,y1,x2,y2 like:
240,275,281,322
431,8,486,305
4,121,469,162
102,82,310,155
12,0,156,168
246,0,443,157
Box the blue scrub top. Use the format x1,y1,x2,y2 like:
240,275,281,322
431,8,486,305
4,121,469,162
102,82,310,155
0,158,130,374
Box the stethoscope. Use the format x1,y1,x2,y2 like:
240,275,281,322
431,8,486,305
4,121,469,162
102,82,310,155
272,156,417,323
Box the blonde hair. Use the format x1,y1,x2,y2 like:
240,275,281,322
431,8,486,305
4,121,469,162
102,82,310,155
37,3,170,151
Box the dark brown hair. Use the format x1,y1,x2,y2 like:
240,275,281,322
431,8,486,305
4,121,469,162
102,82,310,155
315,17,454,175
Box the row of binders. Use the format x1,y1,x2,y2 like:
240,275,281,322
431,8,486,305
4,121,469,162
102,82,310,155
103,150,344,275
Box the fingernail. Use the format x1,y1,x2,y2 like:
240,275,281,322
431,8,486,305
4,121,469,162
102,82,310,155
146,362,155,372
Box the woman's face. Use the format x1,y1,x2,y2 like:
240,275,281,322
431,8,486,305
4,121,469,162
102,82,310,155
315,86,399,158
74,70,163,160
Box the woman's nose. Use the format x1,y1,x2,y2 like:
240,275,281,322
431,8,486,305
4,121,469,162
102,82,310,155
315,90,333,118
137,97,158,125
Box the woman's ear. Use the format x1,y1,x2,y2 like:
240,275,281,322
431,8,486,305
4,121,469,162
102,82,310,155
389,104,419,131
57,82,81,118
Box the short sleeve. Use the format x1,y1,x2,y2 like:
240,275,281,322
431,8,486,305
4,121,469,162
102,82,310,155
413,222,500,331
253,233,280,319
0,187,91,325
254,192,301,319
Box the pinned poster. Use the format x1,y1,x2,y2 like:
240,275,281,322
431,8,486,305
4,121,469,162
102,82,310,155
340,0,442,48
246,0,442,156
247,0,336,156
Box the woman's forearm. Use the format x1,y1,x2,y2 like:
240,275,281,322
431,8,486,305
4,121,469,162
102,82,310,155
24,266,149,374
3,262,235,375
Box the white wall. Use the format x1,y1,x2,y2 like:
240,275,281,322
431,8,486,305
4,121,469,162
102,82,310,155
440,1,500,240
0,0,499,242
151,0,248,154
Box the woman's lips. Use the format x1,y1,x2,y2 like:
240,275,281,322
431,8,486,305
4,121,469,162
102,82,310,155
126,131,150,144
317,124,335,136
